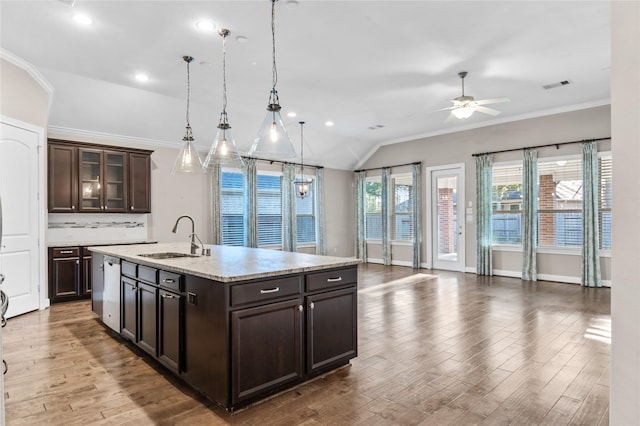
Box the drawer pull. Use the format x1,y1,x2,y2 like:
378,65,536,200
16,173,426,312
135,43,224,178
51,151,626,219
309,302,315,310
59,250,74,254
161,293,176,299
298,305,304,312
163,278,175,284
260,287,280,294
327,277,343,283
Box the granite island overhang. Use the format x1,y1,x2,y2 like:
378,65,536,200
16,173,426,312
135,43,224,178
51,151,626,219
88,242,360,411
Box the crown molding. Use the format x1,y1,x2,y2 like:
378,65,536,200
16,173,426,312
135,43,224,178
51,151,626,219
1,48,55,114
353,99,611,170
47,125,212,153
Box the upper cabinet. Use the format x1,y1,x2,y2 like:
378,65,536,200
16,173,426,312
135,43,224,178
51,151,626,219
48,139,153,214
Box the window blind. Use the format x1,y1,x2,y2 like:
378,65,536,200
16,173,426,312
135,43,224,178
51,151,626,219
492,163,523,244
221,171,244,246
391,175,413,241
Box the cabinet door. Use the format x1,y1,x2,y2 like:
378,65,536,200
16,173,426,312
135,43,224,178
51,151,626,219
104,150,127,212
50,257,80,300
78,148,103,212
48,143,78,212
137,282,158,357
158,289,182,373
128,152,151,213
306,287,357,375
121,276,137,342
231,298,303,405
83,255,92,295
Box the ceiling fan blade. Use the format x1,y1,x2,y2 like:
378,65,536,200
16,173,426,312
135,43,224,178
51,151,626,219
475,105,501,116
475,97,510,106
444,112,457,123
435,106,456,112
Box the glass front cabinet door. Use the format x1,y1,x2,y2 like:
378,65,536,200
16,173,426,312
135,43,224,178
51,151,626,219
79,149,127,212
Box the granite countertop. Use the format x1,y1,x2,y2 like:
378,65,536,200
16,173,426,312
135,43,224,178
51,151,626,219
89,242,360,283
49,240,157,248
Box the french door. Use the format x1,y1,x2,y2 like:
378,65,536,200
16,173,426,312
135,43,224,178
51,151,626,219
427,164,465,271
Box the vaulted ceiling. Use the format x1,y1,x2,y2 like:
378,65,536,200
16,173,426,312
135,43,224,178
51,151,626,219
0,1,610,170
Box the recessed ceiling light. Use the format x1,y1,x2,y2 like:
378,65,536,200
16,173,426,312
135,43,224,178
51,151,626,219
325,121,334,127
135,73,149,82
287,112,297,117
196,20,215,32
73,13,93,25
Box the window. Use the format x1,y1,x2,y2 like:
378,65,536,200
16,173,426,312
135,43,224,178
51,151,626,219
295,179,316,245
391,175,413,241
257,173,283,248
599,155,612,250
537,158,583,248
492,163,523,244
221,170,244,246
365,178,382,240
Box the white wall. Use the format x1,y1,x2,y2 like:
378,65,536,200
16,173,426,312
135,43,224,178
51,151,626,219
360,105,612,282
610,1,640,423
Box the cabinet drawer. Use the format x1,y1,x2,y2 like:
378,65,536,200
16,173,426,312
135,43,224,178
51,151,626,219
231,276,301,307
138,265,158,284
121,260,137,278
52,247,80,258
305,267,357,293
159,270,183,292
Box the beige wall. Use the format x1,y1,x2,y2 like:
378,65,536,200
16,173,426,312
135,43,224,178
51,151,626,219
0,58,49,127
323,168,356,257
610,1,640,423
361,105,612,282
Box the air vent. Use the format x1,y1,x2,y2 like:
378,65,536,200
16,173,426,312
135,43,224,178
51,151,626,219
543,80,572,90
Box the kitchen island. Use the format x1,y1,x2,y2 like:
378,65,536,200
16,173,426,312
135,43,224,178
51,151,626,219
89,243,359,411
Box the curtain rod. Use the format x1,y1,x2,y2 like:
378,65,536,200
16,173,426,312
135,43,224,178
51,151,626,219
354,161,422,173
471,137,611,157
241,155,324,169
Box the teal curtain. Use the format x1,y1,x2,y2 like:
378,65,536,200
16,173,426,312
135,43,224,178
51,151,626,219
244,158,258,248
315,168,326,255
355,171,367,261
381,167,392,265
522,148,538,281
282,163,296,252
475,154,493,276
582,142,602,287
411,163,422,269
210,163,222,245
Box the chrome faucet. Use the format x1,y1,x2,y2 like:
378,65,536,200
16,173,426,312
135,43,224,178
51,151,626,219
172,215,203,255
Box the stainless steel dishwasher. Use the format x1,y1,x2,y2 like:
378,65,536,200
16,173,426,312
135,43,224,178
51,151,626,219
103,256,121,332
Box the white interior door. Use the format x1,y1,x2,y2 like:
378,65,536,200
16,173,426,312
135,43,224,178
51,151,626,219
0,120,43,318
429,165,465,271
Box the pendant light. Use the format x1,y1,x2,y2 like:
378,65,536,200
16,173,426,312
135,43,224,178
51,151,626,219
248,0,297,160
293,121,313,199
171,55,204,174
204,29,245,170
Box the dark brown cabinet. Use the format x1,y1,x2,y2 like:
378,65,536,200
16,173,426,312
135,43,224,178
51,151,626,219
128,152,151,213
79,148,128,213
231,298,304,405
306,287,357,374
48,144,78,212
49,246,93,303
120,261,183,370
47,139,152,213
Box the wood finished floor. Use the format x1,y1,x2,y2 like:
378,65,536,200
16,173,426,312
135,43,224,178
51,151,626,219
2,264,610,425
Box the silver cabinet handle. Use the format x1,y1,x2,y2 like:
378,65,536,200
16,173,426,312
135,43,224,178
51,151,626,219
309,302,315,310
260,287,280,294
71,205,75,209
327,277,343,283
131,206,134,210
161,293,176,299
298,305,303,312
60,250,74,254
163,278,175,284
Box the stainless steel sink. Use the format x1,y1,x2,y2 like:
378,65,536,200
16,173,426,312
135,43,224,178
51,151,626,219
138,252,198,259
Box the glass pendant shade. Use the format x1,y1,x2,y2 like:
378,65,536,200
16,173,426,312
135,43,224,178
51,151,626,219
204,114,245,170
249,97,297,159
293,175,313,198
171,133,204,174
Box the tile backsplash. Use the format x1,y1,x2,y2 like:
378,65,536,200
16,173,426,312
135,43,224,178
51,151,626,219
48,213,149,245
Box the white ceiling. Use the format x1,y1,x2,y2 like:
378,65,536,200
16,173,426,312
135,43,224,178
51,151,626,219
0,1,610,170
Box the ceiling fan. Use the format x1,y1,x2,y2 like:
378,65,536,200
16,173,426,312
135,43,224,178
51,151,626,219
439,71,509,120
